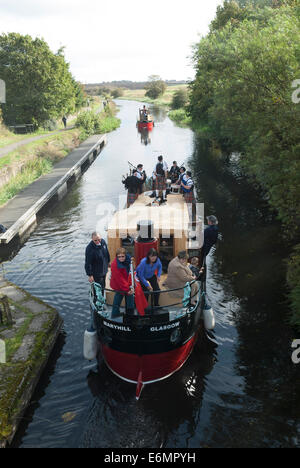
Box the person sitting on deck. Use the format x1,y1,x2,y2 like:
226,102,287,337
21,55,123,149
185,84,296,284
189,257,204,281
110,248,134,318
169,161,181,184
123,171,143,207
136,248,162,310
142,105,148,120
164,251,198,301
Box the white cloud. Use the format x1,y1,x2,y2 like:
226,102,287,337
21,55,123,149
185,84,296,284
0,0,223,82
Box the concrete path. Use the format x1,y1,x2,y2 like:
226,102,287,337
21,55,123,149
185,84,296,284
0,134,105,232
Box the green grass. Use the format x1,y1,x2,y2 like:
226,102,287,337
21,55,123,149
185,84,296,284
0,130,81,170
168,108,191,127
0,129,83,206
0,158,54,205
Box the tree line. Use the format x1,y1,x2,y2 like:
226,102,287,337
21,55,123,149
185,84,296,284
188,0,300,327
0,33,86,128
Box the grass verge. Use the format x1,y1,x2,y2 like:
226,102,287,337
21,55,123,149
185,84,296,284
0,129,83,206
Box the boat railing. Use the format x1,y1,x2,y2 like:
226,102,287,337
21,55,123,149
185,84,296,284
101,278,202,316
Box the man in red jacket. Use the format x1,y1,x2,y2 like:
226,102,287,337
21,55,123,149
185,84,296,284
110,248,134,318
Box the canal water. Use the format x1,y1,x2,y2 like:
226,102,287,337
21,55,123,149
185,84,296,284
4,100,300,448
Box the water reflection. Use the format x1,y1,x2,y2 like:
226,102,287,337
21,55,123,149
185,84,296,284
137,126,152,146
81,335,217,448
149,105,168,123
189,136,300,448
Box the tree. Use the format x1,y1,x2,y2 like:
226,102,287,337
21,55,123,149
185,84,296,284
145,75,166,99
171,88,188,110
111,88,124,98
189,2,300,326
0,33,81,127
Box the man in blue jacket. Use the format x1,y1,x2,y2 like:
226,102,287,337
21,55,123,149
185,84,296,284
85,232,110,293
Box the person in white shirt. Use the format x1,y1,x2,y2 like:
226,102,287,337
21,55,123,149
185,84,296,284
136,164,146,193
181,170,196,222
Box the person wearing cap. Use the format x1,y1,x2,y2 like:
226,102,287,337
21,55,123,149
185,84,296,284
203,215,218,256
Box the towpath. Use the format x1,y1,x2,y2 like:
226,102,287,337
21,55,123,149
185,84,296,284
0,103,103,160
0,127,75,160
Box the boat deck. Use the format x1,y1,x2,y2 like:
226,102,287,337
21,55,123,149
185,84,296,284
105,272,195,309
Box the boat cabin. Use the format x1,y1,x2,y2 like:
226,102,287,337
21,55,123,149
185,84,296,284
105,192,203,310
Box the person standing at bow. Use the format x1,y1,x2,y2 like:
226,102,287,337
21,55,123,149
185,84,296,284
110,248,134,317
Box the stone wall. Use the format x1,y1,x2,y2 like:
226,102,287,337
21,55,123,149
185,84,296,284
0,276,63,448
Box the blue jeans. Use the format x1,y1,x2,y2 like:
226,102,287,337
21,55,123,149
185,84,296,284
112,292,134,317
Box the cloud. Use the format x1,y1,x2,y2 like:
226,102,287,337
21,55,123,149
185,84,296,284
0,0,82,17
0,0,224,82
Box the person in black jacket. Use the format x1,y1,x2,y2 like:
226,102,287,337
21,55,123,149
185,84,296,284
85,232,110,293
169,161,181,184
203,215,218,256
123,171,144,207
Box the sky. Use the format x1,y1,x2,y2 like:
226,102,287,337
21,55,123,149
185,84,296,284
0,0,223,83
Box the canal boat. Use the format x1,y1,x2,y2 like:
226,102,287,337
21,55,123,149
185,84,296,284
137,107,154,130
87,189,214,399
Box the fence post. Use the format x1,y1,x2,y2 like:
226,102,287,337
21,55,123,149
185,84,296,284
0,294,13,325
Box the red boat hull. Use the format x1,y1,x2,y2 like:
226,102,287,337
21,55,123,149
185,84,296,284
100,334,197,385
137,121,153,130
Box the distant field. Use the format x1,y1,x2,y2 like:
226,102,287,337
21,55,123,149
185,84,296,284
119,84,188,107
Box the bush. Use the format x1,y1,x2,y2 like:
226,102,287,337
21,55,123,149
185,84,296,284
171,89,188,110
43,119,58,131
75,111,99,135
75,110,120,136
168,108,191,127
111,88,124,98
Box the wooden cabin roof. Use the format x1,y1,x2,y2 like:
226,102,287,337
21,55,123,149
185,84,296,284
107,193,190,239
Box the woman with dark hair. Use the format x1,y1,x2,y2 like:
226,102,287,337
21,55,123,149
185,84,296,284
110,247,134,317
136,248,162,309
